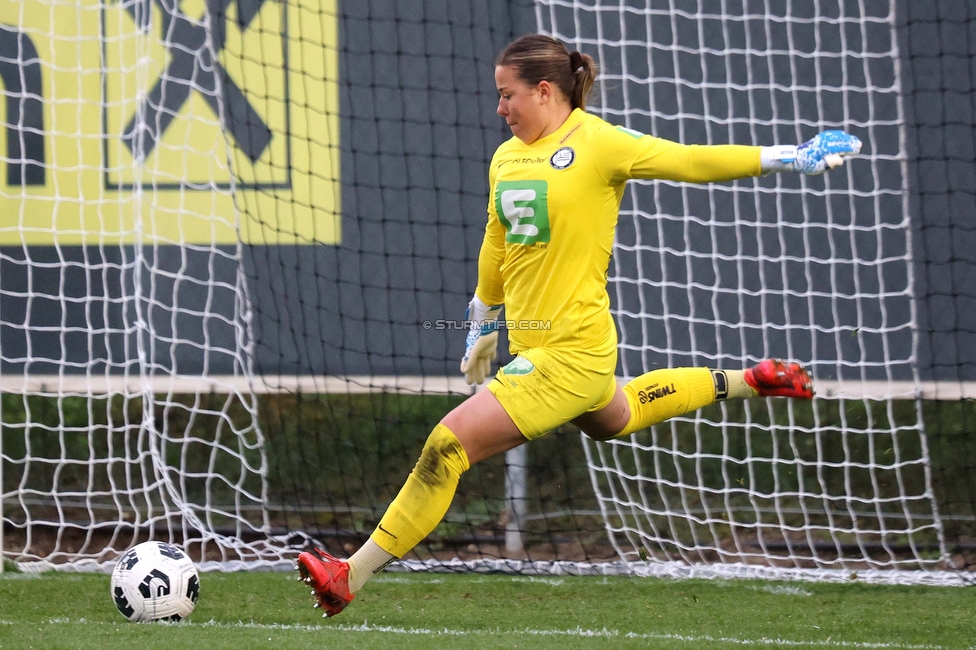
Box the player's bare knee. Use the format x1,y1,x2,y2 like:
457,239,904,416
579,395,631,439
573,409,629,441
579,425,617,441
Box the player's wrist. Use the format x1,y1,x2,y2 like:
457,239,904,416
760,145,798,173
465,295,502,333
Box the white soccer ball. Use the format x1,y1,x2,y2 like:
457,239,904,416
110,541,200,622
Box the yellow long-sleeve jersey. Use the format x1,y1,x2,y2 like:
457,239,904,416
475,108,763,354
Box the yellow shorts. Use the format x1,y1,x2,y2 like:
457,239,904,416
486,345,618,440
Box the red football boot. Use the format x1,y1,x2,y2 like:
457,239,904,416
296,548,355,617
744,359,814,399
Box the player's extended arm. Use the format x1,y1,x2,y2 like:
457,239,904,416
627,130,861,182
761,130,862,175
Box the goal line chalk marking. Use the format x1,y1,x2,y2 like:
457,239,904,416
13,618,960,649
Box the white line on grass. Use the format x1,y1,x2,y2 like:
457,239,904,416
11,618,963,649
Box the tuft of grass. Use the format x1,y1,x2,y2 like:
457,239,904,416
0,570,973,649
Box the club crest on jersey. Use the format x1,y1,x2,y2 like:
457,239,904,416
549,147,575,170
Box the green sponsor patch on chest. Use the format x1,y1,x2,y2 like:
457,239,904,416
495,180,550,245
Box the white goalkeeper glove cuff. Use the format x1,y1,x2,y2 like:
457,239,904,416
761,130,862,175
460,295,502,386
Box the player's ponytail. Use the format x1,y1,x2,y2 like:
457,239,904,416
497,35,598,111
568,50,597,111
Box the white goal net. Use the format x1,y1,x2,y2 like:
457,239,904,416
538,0,953,583
0,0,338,570
2,0,963,585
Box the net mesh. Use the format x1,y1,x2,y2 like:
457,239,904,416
2,0,975,584
539,0,948,581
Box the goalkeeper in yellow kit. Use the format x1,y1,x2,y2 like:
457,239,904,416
297,34,862,616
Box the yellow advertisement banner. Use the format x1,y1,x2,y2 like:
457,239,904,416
0,0,339,246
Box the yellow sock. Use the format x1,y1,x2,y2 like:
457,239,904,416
616,367,717,437
369,423,470,559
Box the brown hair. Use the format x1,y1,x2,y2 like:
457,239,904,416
495,34,597,111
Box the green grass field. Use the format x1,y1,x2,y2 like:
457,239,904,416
0,568,973,649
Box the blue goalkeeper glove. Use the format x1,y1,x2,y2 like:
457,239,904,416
761,130,862,175
460,295,502,385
